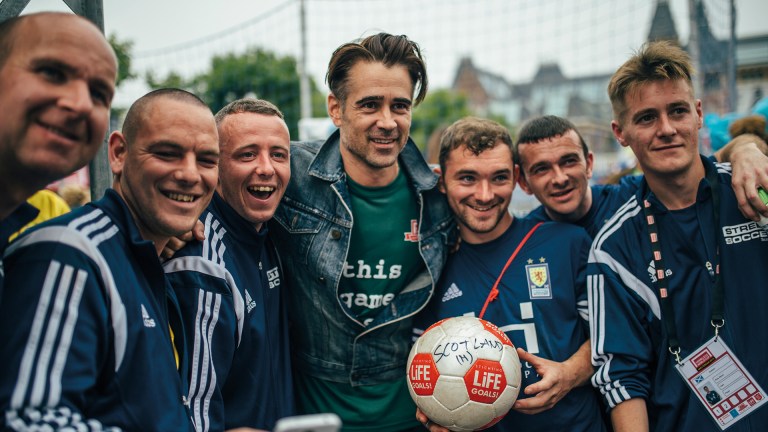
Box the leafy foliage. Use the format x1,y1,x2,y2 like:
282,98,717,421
146,48,326,138
411,89,472,162
108,34,135,87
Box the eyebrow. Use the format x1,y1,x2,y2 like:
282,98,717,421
454,168,479,176
31,57,115,97
147,141,220,157
231,143,289,152
199,149,221,158
31,57,76,74
353,96,412,106
354,96,383,106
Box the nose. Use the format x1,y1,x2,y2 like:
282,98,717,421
376,107,397,131
551,165,569,186
173,154,202,185
475,180,494,202
254,153,275,177
657,114,677,137
59,80,94,115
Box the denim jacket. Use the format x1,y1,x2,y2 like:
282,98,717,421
271,130,454,386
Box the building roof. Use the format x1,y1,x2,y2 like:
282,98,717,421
647,0,679,42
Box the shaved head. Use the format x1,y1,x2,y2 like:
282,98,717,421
122,88,209,145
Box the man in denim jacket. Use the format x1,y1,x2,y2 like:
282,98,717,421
271,33,454,431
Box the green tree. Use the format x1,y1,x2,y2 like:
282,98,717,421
108,34,135,87
410,89,472,162
146,48,325,138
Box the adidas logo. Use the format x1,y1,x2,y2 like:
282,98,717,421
245,289,257,314
141,304,156,328
441,283,463,302
647,260,672,284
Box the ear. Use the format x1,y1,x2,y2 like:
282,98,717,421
108,131,128,176
436,167,446,194
516,168,533,195
585,151,594,180
695,99,703,129
328,93,343,127
512,164,520,190
611,120,628,148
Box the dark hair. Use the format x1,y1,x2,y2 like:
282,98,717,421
326,32,428,106
123,88,210,144
514,115,589,166
438,117,512,172
215,97,284,125
608,40,694,124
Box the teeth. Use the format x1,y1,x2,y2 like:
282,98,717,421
167,193,195,202
371,138,395,144
248,186,275,192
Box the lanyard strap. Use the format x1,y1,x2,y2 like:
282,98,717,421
478,222,543,319
641,161,724,363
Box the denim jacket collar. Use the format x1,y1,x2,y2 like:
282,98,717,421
307,129,438,192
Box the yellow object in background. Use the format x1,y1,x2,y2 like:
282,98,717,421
9,189,71,241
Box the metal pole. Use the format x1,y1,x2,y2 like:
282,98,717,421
62,0,111,200
688,0,702,99
299,0,311,120
0,0,31,22
727,0,737,112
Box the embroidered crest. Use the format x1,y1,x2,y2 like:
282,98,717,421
526,261,552,299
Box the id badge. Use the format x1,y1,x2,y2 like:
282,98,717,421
675,336,766,429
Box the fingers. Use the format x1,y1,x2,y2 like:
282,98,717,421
513,393,554,415
516,347,536,364
161,231,196,261
193,219,206,241
733,182,758,221
415,408,450,432
415,408,428,424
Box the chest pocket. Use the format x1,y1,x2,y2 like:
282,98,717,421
273,200,325,267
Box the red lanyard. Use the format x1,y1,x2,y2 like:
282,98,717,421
478,222,543,319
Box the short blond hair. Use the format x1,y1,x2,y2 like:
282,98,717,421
608,40,694,124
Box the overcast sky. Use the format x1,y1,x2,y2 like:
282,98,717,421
22,0,768,109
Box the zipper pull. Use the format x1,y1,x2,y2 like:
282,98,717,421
705,261,714,277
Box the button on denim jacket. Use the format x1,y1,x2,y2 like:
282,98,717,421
271,130,455,386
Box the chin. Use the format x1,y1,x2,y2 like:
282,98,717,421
164,220,198,237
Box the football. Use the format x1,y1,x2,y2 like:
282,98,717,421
407,316,521,431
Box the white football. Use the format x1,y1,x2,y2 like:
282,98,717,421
407,316,521,431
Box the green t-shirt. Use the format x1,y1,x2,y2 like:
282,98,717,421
295,170,425,431
338,169,424,327
296,371,421,432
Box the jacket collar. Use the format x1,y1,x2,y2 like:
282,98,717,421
98,189,159,250
639,154,716,213
307,129,438,192
209,192,268,247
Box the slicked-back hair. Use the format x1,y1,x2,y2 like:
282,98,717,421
326,32,428,106
608,40,695,124
438,117,512,173
215,98,284,125
514,115,589,168
122,88,210,144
